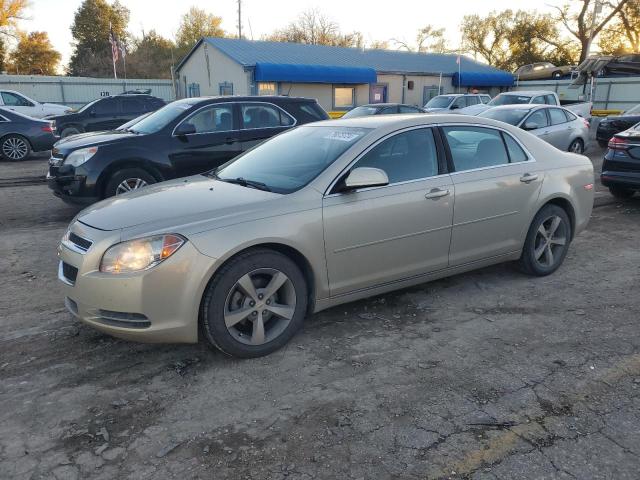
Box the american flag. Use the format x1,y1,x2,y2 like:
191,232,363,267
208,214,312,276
109,26,119,63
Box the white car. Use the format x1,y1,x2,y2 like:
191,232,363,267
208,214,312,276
0,90,71,118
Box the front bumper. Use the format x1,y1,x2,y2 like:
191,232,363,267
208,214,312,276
57,222,214,343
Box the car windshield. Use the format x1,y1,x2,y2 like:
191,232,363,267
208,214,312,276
488,94,533,106
129,102,194,134
342,106,379,118
624,104,640,115
77,99,101,113
479,108,532,126
425,96,455,108
214,126,371,194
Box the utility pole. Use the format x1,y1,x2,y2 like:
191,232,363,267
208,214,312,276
584,0,602,60
237,0,242,39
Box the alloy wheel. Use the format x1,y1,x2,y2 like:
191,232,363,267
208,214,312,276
533,215,568,268
115,178,148,195
224,268,296,346
570,140,583,153
2,137,28,160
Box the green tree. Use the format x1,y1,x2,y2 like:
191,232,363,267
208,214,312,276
7,31,60,74
551,0,630,62
68,0,130,77
598,1,640,55
175,6,225,58
265,9,363,48
127,30,175,79
461,10,579,72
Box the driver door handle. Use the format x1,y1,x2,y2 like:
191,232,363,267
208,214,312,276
520,173,539,183
425,188,450,200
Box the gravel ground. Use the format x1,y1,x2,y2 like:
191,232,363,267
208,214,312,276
1,146,639,480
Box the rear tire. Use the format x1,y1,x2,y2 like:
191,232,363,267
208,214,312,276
200,249,308,358
61,126,82,138
104,168,156,198
609,186,635,199
518,204,572,277
568,138,584,154
0,134,31,161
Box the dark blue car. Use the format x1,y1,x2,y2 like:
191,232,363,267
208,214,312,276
601,122,640,199
0,107,57,161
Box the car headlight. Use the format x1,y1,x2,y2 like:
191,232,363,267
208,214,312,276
64,147,98,167
99,234,186,274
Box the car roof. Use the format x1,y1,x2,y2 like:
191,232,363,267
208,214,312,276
499,91,554,97
311,113,512,130
178,95,317,105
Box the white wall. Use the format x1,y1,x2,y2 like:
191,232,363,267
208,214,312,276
177,42,250,97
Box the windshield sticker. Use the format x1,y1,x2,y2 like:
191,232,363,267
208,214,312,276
324,131,364,142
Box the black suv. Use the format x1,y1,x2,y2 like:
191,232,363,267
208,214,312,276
47,96,329,204
48,92,166,138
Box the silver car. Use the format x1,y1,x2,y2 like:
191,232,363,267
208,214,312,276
57,115,594,358
479,105,590,154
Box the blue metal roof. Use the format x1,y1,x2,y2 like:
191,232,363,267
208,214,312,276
187,38,510,80
453,71,514,87
254,63,377,84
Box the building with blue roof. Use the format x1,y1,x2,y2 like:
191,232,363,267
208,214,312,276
175,37,514,112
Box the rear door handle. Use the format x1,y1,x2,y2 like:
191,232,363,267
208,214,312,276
425,188,450,200
520,173,539,183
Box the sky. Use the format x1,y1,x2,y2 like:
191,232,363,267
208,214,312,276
23,0,564,68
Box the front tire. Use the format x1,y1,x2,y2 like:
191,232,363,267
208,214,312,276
60,126,82,138
518,204,572,276
201,249,308,358
609,186,635,199
103,168,156,198
1,134,31,161
568,138,584,154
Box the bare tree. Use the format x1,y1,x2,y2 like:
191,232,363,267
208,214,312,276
550,0,630,62
266,9,362,48
393,25,449,53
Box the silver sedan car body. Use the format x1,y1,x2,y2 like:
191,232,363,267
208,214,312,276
479,105,590,153
57,114,594,357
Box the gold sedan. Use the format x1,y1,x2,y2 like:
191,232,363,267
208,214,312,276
57,114,594,358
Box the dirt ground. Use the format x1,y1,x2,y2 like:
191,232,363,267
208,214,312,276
1,146,639,480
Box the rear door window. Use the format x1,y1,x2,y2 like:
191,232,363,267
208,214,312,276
121,97,146,114
532,96,546,104
545,94,557,105
241,104,294,129
502,133,528,162
549,108,568,125
525,110,549,129
442,126,510,171
183,104,234,133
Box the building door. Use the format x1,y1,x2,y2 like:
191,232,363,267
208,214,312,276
370,84,387,103
423,86,439,106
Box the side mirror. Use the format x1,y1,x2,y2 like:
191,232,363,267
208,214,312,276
342,167,389,191
523,121,540,131
175,122,196,136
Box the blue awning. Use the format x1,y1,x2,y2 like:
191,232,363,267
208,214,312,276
453,71,514,87
254,62,377,84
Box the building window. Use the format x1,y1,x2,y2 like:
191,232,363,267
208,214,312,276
219,82,233,96
258,82,277,95
333,86,355,109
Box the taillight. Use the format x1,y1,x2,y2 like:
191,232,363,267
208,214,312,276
582,118,589,129
608,136,629,150
41,124,53,133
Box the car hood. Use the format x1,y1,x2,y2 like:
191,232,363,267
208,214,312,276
76,175,282,232
457,104,492,116
44,103,71,112
54,130,138,151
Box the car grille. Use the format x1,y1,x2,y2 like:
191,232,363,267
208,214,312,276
62,262,78,283
68,232,92,252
